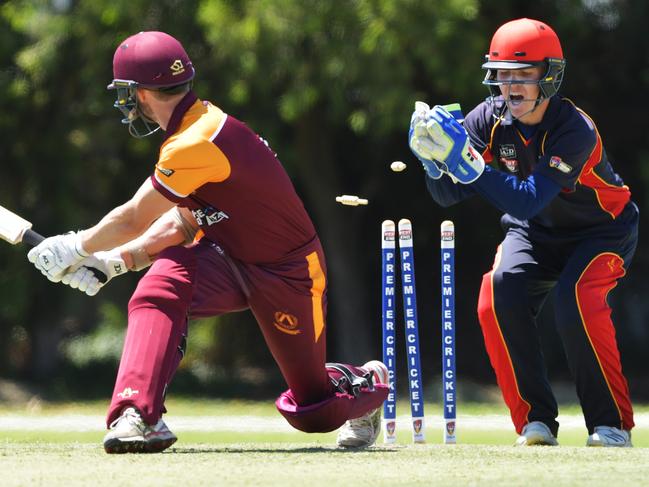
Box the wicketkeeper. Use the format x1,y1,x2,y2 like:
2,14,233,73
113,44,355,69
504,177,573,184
27,31,388,453
409,18,637,447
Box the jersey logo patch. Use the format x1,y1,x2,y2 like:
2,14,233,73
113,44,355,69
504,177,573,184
499,144,518,173
191,206,229,226
549,156,572,174
157,166,175,177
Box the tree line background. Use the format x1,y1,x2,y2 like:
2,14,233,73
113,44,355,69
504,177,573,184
1,0,648,402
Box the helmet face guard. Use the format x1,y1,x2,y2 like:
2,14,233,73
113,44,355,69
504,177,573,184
481,18,566,122
109,31,195,138
107,79,161,138
482,58,566,101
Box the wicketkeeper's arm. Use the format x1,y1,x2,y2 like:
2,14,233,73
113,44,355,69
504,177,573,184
425,173,476,207
471,167,562,219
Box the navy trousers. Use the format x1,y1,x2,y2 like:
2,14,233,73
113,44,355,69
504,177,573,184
477,203,638,436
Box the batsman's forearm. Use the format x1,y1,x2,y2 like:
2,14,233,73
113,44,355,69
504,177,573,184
78,178,177,254
79,203,155,253
119,211,188,266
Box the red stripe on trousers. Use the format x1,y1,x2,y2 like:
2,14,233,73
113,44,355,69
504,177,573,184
477,245,531,434
575,253,634,430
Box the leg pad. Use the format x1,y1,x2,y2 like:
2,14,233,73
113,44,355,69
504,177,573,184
276,384,388,433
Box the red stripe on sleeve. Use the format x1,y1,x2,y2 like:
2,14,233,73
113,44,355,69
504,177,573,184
577,126,630,219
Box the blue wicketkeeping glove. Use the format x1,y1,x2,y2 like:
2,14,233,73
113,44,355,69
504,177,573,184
409,101,444,179
441,103,464,123
422,105,485,184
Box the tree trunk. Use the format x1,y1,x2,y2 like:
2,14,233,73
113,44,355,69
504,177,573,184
292,109,372,363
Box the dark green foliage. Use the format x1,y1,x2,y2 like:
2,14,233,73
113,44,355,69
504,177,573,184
1,0,647,398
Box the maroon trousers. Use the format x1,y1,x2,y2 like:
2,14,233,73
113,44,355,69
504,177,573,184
107,239,333,426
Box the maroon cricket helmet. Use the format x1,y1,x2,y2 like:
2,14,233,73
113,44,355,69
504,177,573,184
111,31,195,88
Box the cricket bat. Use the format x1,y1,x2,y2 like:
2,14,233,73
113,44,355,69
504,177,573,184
0,204,107,282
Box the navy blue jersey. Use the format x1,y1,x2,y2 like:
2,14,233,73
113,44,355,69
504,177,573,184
464,95,631,229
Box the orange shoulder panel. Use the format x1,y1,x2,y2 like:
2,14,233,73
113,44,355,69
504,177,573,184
155,101,231,197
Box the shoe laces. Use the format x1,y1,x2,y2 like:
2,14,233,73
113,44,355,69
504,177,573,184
109,407,143,429
347,412,373,430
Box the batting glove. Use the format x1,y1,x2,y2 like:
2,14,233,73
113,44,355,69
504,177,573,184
61,249,128,296
27,231,89,282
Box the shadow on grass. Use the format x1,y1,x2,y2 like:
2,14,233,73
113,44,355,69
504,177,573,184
168,446,402,454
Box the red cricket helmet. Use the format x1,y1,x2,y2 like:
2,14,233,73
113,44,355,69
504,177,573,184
482,18,566,103
107,32,195,137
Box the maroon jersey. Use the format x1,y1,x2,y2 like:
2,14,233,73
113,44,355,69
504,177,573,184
150,92,317,264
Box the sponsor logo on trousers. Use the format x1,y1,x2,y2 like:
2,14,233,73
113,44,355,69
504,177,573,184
273,311,300,335
117,387,139,399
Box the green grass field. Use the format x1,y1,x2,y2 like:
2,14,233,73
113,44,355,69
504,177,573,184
2,399,648,486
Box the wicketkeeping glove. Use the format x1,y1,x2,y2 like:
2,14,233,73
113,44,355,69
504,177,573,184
27,231,89,282
61,249,128,296
423,105,485,184
408,101,444,179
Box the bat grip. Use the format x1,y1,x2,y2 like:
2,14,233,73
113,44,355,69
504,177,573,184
23,229,108,284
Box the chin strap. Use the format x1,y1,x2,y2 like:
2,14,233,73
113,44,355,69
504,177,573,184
128,120,161,138
490,95,547,125
126,108,161,138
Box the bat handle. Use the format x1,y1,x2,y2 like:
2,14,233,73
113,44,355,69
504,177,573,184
23,229,109,284
22,228,46,247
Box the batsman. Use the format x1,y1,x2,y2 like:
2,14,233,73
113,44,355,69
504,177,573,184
409,18,638,447
27,31,388,453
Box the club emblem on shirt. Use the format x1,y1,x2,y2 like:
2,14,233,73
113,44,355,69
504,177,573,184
499,144,518,173
273,311,301,335
191,206,229,226
157,166,175,177
549,156,573,174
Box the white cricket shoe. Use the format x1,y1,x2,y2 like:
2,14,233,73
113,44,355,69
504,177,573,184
336,360,388,448
103,407,177,454
515,421,559,446
586,426,632,447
